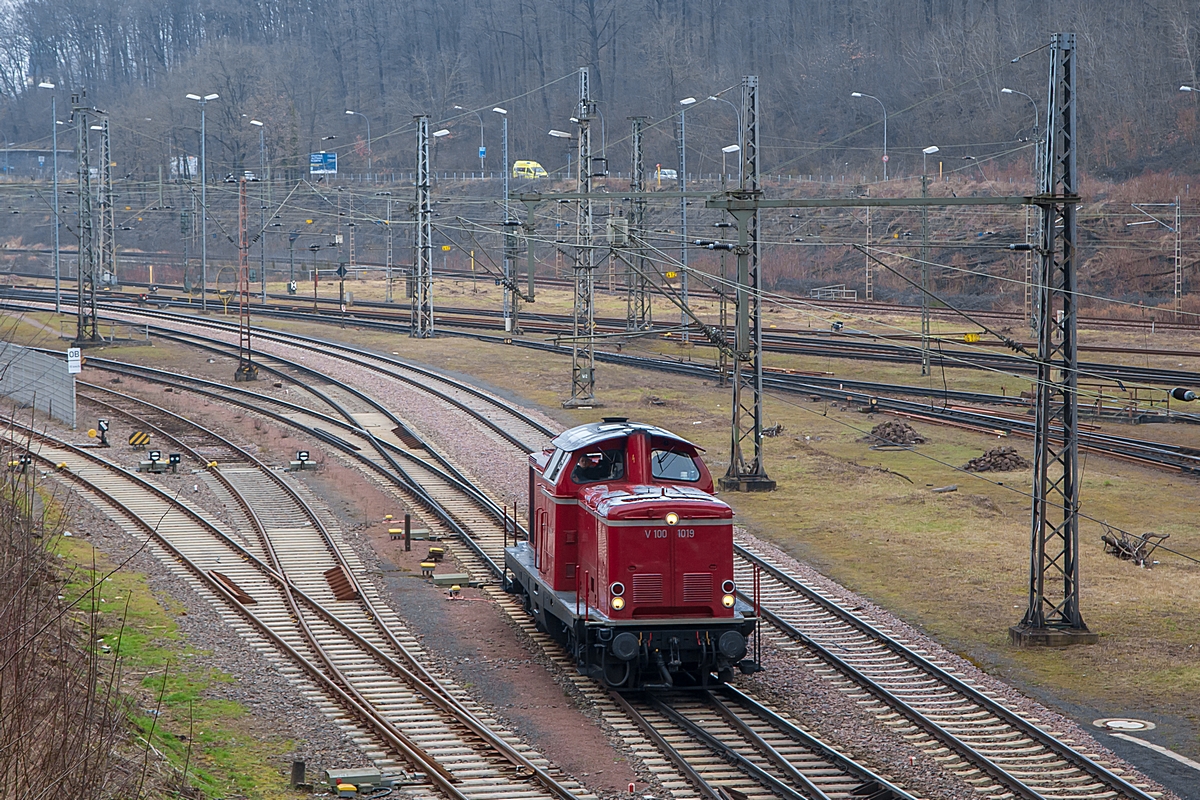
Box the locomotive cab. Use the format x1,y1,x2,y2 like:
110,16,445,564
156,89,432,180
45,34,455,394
506,418,758,689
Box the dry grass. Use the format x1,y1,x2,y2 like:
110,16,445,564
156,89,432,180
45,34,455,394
9,292,1200,749
311,317,1200,737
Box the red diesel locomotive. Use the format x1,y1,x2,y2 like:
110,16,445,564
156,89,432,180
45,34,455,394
505,418,758,689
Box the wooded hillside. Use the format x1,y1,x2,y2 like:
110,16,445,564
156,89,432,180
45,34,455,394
2,0,1199,181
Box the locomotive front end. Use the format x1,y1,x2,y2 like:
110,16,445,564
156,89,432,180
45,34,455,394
582,485,757,688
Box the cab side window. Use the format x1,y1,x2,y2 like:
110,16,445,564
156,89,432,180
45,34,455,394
570,448,625,484
544,448,569,484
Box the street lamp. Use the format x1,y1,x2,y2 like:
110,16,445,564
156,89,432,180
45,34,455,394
344,110,371,173
922,145,939,175
721,144,740,181
38,81,61,313
250,119,267,302
186,93,219,311
1001,88,1040,184
708,93,742,184
493,107,509,217
453,106,486,173
549,129,573,179
678,97,696,342
851,92,888,180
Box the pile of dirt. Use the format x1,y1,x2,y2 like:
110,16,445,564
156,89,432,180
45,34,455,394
862,420,926,446
962,446,1031,472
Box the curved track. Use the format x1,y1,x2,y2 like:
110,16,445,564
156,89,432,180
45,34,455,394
13,415,586,800
17,298,1171,799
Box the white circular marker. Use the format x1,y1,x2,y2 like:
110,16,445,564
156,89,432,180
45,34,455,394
1093,718,1155,731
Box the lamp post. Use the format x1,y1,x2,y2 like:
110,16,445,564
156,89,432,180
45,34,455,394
920,145,939,377
493,107,509,217
453,106,485,173
721,144,740,182
679,96,696,343
432,129,450,180
708,93,742,184
549,129,573,178
851,92,888,180
1001,88,1040,183
344,110,371,173
250,119,267,302
186,92,219,311
38,81,61,313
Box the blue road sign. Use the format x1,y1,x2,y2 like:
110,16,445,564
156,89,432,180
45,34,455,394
479,146,487,159
309,151,338,175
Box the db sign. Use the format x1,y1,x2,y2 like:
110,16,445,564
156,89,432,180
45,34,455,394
66,347,82,374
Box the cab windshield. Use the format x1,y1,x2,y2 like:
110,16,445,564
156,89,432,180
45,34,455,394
570,448,625,484
650,448,701,482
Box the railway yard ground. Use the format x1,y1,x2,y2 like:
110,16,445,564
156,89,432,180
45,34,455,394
3,276,1200,800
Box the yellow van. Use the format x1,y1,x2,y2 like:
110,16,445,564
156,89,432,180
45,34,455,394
513,160,548,179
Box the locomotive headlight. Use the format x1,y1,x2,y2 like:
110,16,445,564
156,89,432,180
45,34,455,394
611,596,626,611
665,512,679,525
721,594,736,608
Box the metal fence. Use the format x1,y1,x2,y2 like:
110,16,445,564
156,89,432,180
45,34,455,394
0,342,76,429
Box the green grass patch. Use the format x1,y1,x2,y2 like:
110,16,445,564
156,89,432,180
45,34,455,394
57,536,310,799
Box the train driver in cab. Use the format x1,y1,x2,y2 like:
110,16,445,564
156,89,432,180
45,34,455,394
572,448,624,483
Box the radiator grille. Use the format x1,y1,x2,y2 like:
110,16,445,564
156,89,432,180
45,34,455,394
682,573,713,603
632,573,663,604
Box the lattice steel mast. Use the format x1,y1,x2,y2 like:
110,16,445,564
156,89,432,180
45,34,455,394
235,178,258,381
71,92,99,344
719,76,775,492
412,115,434,338
626,116,651,331
1011,33,1096,647
96,116,117,288
564,67,599,408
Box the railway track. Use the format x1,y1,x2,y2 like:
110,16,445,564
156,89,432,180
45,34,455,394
615,687,914,800
79,358,516,580
73,356,932,799
732,540,1159,800
19,299,1176,797
7,272,1200,334
12,417,587,800
9,287,1200,396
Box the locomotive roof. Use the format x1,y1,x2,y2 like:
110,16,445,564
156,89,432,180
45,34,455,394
550,418,699,453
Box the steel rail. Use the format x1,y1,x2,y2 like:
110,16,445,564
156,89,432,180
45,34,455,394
12,427,476,797
715,685,912,800
75,385,583,798
735,544,1160,800
78,357,510,577
643,694,814,800
7,267,1200,333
